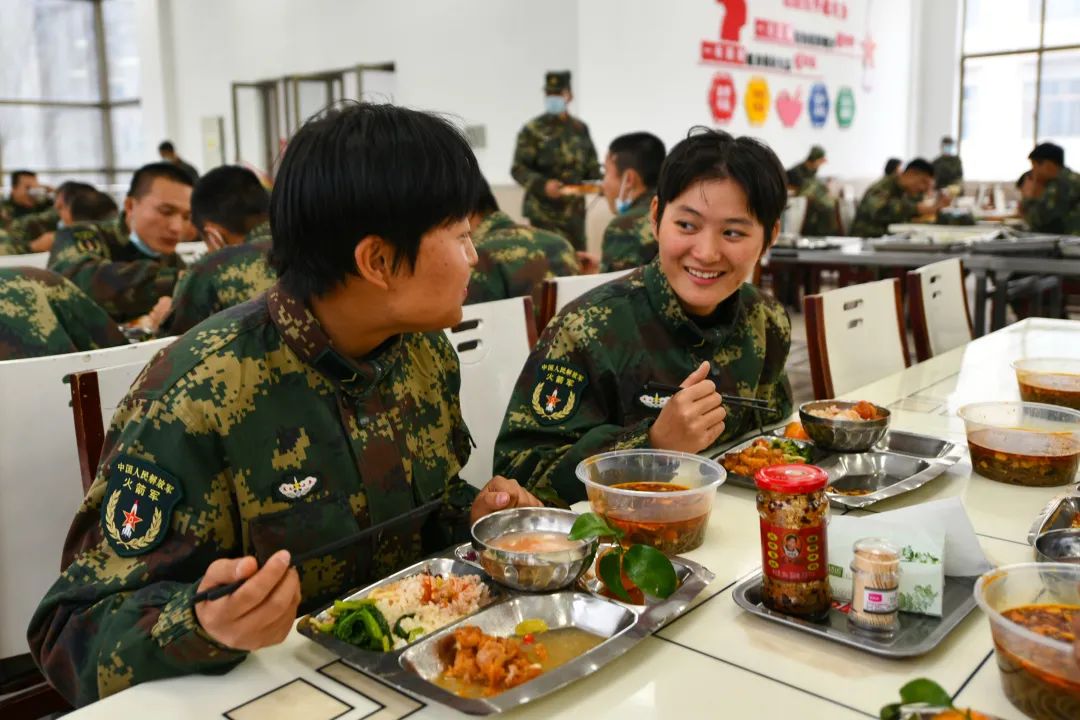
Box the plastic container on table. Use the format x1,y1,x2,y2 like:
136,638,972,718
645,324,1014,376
958,401,1080,487
1012,358,1080,411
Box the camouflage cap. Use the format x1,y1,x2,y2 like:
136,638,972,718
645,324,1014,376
808,145,826,161
545,71,571,94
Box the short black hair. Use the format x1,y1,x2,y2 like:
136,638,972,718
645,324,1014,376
656,127,787,235
904,158,934,177
1016,170,1031,189
190,165,269,234
10,170,36,188
158,140,176,154
608,132,666,188
884,158,902,175
69,189,118,222
127,162,194,198
269,102,482,298
56,181,96,205
1029,142,1065,166
473,175,500,216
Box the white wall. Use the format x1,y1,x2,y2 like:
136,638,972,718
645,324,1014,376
911,0,962,159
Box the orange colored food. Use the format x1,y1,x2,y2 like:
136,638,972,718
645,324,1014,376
930,711,993,720
610,481,688,493
784,422,810,440
437,625,543,695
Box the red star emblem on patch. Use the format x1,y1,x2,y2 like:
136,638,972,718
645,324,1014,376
545,389,559,409
122,502,143,534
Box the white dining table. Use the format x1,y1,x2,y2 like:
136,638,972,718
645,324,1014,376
62,317,1080,720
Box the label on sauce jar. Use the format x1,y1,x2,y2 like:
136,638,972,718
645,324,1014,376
759,522,827,582
860,587,899,614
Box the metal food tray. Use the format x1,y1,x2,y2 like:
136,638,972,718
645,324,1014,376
732,572,979,658
298,545,714,715
713,430,963,509
1027,493,1080,544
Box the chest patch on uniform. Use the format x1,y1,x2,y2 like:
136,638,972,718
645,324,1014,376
278,474,318,500
101,455,183,557
530,360,588,424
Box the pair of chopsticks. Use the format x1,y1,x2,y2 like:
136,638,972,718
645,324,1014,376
190,497,446,605
642,381,773,412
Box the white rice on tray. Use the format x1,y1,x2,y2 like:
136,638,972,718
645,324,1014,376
366,573,490,650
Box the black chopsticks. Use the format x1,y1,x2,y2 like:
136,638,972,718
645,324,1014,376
190,497,446,606
642,381,774,412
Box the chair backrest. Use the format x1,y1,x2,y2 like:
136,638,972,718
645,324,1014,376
838,197,857,235
445,297,536,488
803,278,910,399
538,269,633,331
0,337,173,659
906,258,973,362
0,251,49,270
781,195,808,235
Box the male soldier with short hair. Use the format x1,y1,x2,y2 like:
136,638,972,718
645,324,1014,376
1021,142,1080,235
161,165,277,335
158,140,200,183
599,132,666,272
850,159,948,237
48,162,193,323
931,136,963,190
466,176,578,320
29,103,540,707
1,170,52,228
786,145,838,237
511,70,601,251
0,266,127,360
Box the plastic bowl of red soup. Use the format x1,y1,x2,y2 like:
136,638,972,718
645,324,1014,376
1012,358,1080,411
575,450,726,555
958,401,1080,487
973,562,1080,720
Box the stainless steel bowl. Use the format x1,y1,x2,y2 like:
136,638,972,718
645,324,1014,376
799,400,890,452
1034,528,1080,564
470,507,597,592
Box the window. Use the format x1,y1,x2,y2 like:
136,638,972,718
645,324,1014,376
959,0,1080,179
0,0,141,189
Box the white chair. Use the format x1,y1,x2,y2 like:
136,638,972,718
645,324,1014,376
906,258,973,362
0,251,49,270
781,195,808,236
445,297,536,489
538,269,633,330
0,337,173,660
838,197,857,235
804,278,910,399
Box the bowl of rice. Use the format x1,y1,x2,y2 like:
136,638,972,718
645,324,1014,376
799,399,890,452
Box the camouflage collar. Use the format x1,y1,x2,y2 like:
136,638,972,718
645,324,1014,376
642,258,744,346
267,282,402,397
627,191,654,214
244,220,272,244
474,211,516,241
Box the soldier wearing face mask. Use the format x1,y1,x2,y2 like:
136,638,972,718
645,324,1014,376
932,136,963,191
599,132,666,272
511,71,601,251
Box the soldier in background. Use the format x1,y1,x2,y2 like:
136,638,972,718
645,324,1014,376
1,170,52,229
161,165,276,335
1021,142,1080,235
850,159,946,237
0,266,127,360
599,132,666,272
48,162,192,324
511,70,601,251
884,157,902,178
158,140,200,183
786,145,838,237
931,136,963,190
466,176,578,321
495,128,793,505
29,103,539,707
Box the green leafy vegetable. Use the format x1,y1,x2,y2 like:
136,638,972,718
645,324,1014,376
568,512,678,602
569,513,624,542
622,544,677,599
392,613,416,641
329,603,392,652
598,550,633,603
880,678,954,719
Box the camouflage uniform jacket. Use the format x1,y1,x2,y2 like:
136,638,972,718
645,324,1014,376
493,259,793,504
0,228,20,256
48,216,185,322
510,113,601,250
787,164,838,237
932,155,963,189
1021,166,1080,236
0,207,60,253
0,266,127,360
600,192,657,272
1,196,52,229
161,221,276,335
466,211,578,318
28,281,477,706
849,175,920,237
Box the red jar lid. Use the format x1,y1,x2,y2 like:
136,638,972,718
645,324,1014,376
754,464,828,493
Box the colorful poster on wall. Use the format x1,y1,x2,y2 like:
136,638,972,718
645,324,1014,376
807,83,829,127
708,73,737,124
835,86,855,128
744,76,770,125
775,88,802,127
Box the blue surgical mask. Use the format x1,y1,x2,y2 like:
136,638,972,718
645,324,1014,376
129,229,162,258
943,144,956,155
56,219,65,230
544,95,567,115
614,174,633,214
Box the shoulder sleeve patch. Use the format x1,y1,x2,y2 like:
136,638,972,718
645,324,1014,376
530,360,589,425
101,454,183,557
